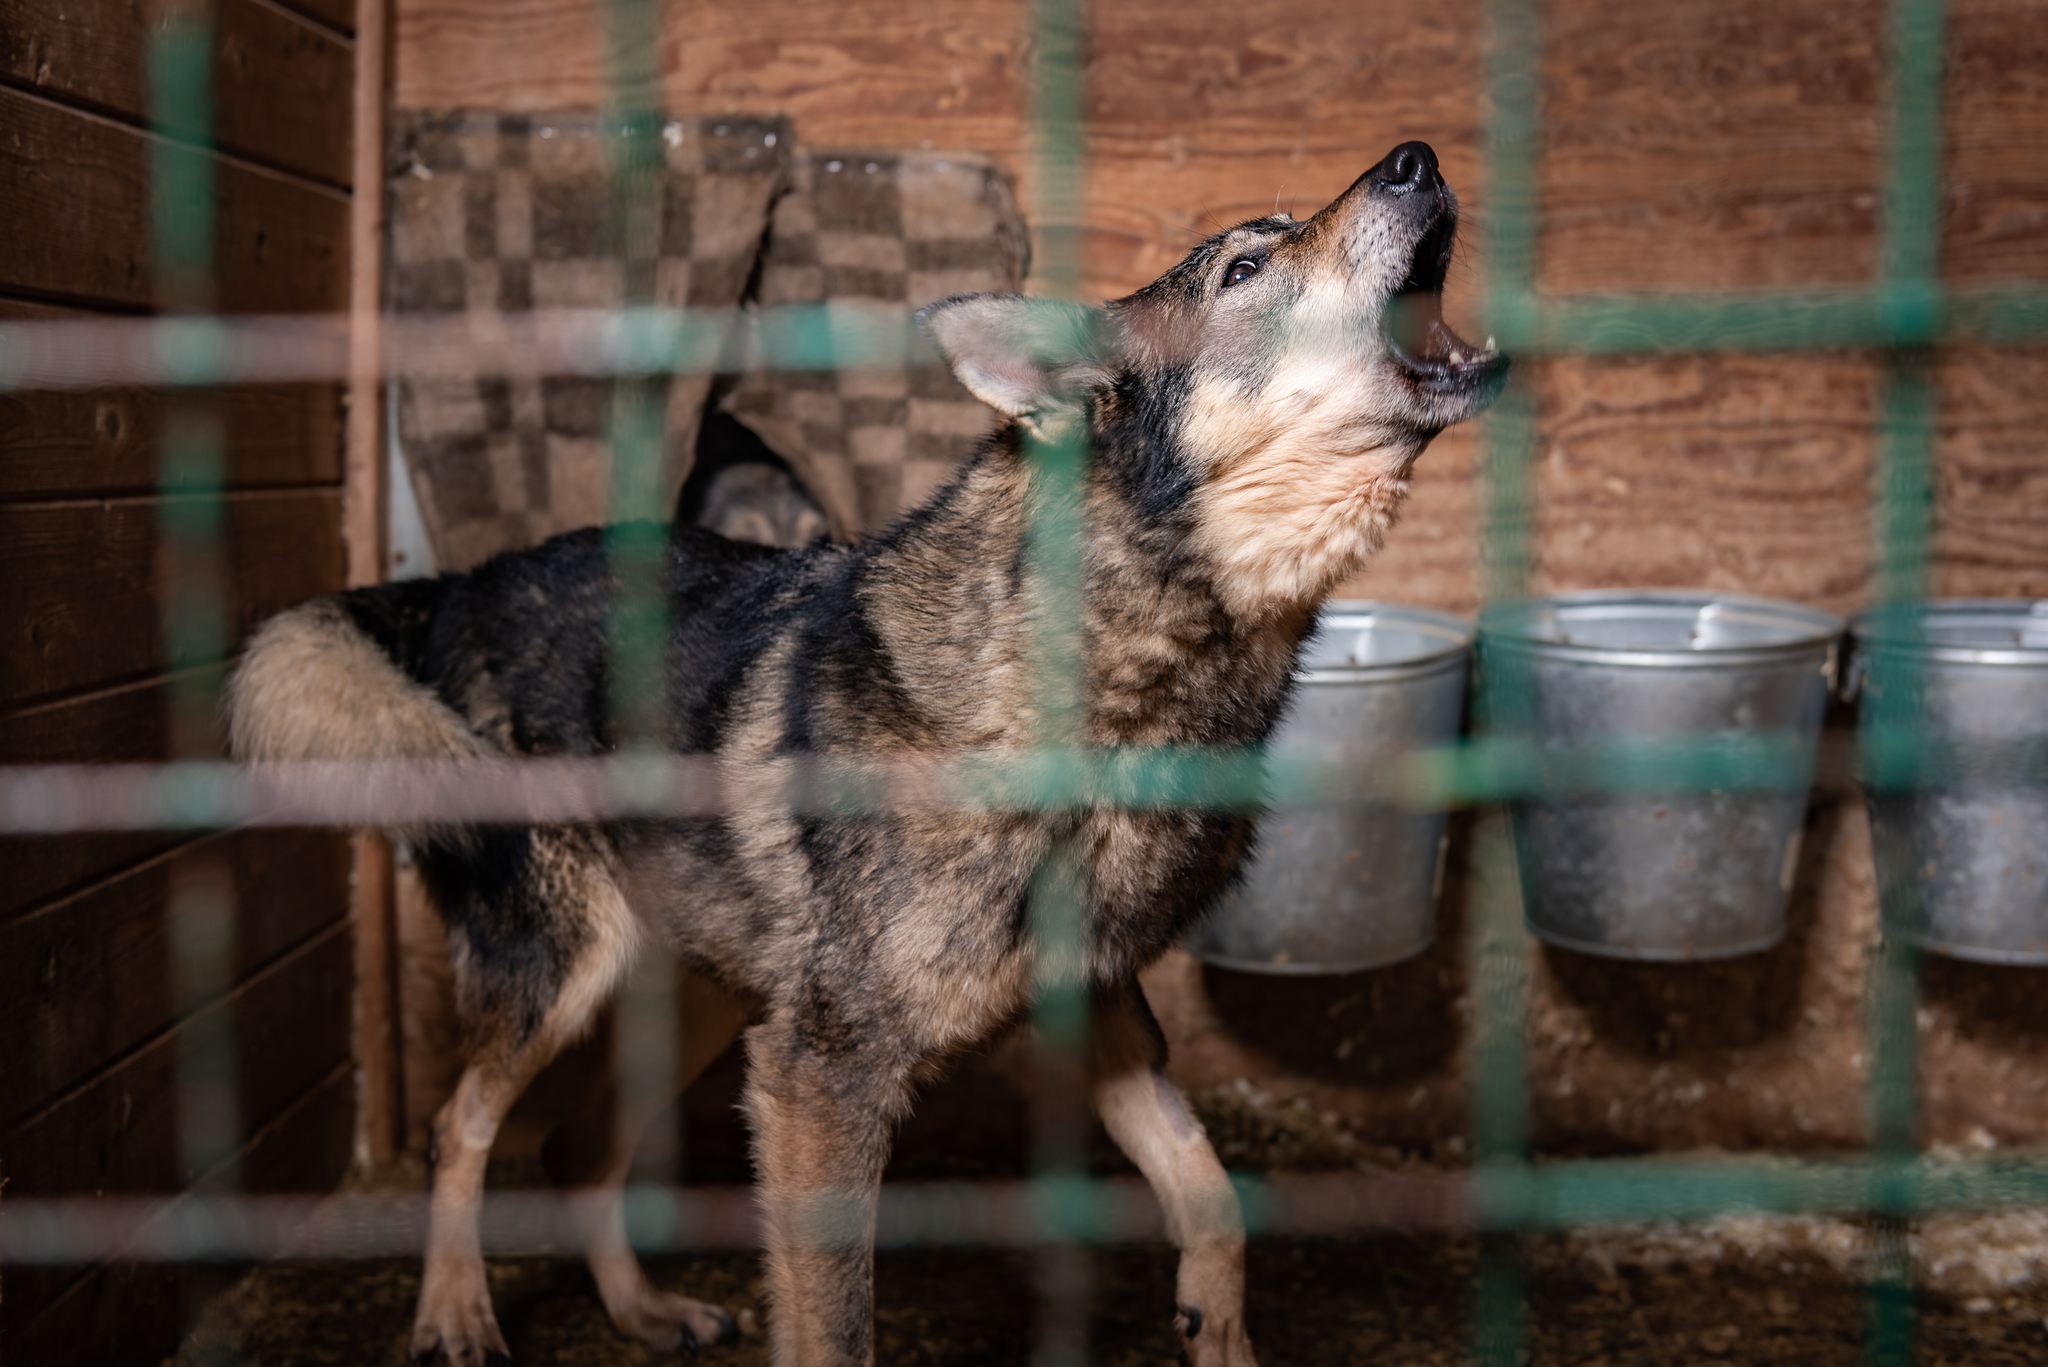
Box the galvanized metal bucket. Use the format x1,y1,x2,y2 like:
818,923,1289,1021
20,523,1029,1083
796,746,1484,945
1478,591,1842,960
1185,601,1471,974
1852,600,2048,963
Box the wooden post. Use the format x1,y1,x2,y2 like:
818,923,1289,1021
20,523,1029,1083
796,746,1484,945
346,0,391,588
352,830,405,1167
347,0,405,1170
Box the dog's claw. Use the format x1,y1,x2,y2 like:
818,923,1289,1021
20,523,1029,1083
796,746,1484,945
603,1283,736,1354
1177,1304,1204,1340
673,1306,739,1355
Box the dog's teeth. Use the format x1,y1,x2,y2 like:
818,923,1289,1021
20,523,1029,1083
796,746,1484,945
1485,335,1497,352
1449,349,1466,364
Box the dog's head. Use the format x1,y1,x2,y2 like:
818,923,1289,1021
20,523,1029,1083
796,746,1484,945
919,142,1507,620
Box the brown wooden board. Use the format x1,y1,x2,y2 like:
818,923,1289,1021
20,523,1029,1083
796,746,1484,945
0,299,346,500
1933,346,2048,600
0,86,349,314
269,0,358,40
0,671,195,766
1536,0,1886,295
0,487,344,711
2,919,354,1196
1943,0,2048,282
1342,347,2048,616
394,0,1025,148
221,1056,357,1196
0,674,209,922
0,830,193,930
391,0,2047,296
0,379,346,499
1525,351,1881,617
8,1061,355,1366
0,0,355,188
0,827,351,1132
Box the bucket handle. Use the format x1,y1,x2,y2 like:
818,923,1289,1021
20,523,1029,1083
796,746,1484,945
1836,637,1866,703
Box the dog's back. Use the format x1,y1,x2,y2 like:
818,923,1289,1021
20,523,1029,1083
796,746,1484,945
229,525,799,770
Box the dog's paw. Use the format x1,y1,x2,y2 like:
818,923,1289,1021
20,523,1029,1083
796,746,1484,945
610,1286,740,1354
1174,1302,1258,1367
410,1271,511,1367
407,1330,511,1367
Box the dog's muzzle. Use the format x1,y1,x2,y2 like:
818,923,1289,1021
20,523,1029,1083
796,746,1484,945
1367,142,1509,398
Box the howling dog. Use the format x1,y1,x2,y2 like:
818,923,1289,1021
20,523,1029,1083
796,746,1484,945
229,141,1505,1366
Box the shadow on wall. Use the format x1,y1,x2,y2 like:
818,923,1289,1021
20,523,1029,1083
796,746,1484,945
1923,958,2048,1054
1537,799,1837,1063
1920,948,2048,1148
1157,816,1475,1166
1198,846,1469,1091
1524,785,1870,1158
1164,775,1885,1164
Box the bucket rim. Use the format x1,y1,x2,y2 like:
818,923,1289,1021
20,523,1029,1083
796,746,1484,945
1850,598,2048,666
1182,935,1437,975
1299,599,1474,683
1477,589,1843,666
1523,919,1786,961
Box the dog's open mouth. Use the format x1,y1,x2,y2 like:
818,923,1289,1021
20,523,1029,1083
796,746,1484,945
1381,213,1506,389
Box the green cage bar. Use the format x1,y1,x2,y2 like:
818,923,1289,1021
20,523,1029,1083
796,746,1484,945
1469,0,1543,1359
149,0,243,1195
1025,0,1097,1362
1864,0,1946,1358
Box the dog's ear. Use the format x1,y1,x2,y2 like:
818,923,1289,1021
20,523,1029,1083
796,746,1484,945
915,295,1110,433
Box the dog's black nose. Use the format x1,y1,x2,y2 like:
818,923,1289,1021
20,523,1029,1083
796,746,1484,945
1369,141,1440,194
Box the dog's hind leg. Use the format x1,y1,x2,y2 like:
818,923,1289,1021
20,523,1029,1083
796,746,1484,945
744,1016,914,1367
413,1039,551,1366
543,965,754,1352
1089,985,1259,1367
410,829,641,1367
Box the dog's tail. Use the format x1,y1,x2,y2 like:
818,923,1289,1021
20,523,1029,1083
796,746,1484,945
226,585,490,767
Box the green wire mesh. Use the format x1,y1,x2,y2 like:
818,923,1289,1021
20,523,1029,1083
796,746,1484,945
46,0,2030,1357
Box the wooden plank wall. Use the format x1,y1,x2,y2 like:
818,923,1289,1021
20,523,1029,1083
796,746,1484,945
382,0,2048,1168
389,0,2048,615
0,1,359,1359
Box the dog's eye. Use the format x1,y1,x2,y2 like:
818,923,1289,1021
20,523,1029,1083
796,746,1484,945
1221,257,1262,289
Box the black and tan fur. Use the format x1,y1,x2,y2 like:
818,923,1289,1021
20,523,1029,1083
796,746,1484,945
229,142,1505,1367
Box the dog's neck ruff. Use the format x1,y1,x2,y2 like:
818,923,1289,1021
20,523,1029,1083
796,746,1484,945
861,425,1389,755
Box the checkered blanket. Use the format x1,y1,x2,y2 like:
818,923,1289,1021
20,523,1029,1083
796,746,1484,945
386,117,1027,563
721,148,1028,536
386,111,790,570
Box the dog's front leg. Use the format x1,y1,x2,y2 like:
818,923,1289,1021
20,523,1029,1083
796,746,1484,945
1090,985,1258,1366
744,1019,907,1367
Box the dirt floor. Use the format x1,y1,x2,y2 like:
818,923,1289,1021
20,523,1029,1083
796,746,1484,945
172,1215,2048,1367
168,1012,2048,1366
172,792,2048,1365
